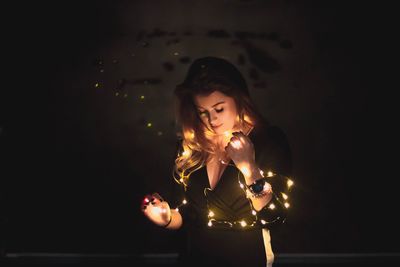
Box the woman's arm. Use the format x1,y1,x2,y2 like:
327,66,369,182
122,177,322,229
142,194,184,230
241,163,273,211
165,208,183,230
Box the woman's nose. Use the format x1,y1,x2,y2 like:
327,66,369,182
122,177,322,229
209,112,218,124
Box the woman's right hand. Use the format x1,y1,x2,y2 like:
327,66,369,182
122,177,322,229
141,193,171,227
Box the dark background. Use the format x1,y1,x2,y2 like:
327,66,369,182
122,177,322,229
1,0,398,256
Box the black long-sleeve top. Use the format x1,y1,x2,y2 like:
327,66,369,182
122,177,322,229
170,123,293,266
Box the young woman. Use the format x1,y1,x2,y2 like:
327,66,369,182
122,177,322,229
142,56,293,267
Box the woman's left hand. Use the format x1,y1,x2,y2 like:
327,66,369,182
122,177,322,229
224,132,256,169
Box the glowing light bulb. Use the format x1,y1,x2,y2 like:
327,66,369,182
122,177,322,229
251,210,257,215
240,220,247,227
208,221,212,227
261,220,267,225
239,183,244,189
287,179,294,188
267,171,274,177
284,202,290,208
140,95,145,100
182,199,187,204
147,123,152,127
269,203,276,210
208,211,214,217
281,193,288,200
175,208,179,212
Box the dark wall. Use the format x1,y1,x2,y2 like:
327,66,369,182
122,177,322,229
2,0,398,255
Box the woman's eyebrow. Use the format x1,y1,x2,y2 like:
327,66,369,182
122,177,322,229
196,101,225,109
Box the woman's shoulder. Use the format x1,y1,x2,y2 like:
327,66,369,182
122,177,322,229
251,122,289,146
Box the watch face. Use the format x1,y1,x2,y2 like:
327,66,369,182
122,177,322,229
250,179,265,194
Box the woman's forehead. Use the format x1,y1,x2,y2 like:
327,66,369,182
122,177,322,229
194,91,230,107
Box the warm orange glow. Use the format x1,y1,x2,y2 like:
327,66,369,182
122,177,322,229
231,139,242,149
240,165,251,177
184,130,195,140
244,115,253,124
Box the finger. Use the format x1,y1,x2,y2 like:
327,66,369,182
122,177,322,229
225,145,233,155
142,195,153,205
232,131,245,137
230,139,242,149
152,192,164,202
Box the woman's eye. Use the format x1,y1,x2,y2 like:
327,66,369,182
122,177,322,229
215,108,224,113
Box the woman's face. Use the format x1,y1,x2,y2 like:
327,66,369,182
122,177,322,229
194,91,238,135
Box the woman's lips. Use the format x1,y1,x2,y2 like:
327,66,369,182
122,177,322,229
212,124,223,129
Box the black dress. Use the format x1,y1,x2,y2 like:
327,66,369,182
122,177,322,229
170,123,293,267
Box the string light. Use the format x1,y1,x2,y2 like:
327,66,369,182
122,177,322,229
172,159,294,229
